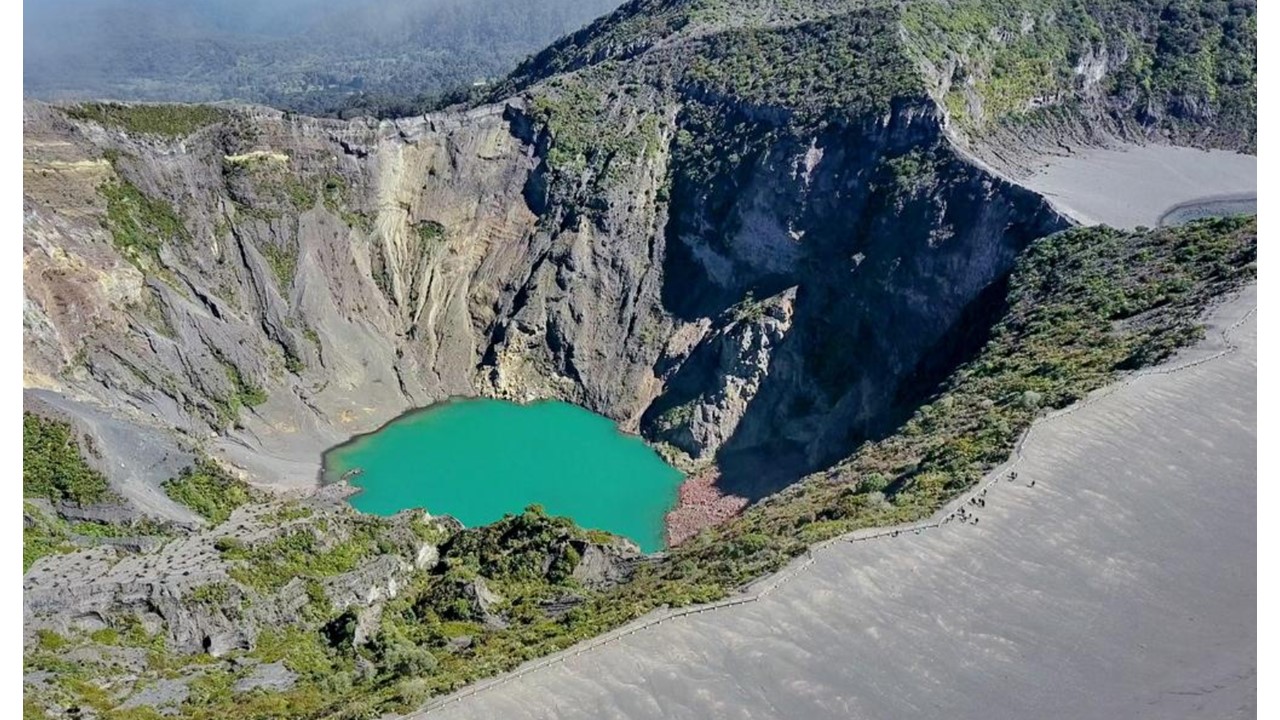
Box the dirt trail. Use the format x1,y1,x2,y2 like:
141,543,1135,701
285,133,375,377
1017,144,1256,229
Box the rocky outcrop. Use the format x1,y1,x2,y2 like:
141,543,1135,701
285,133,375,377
643,101,1065,497
571,537,644,589
233,661,298,693
648,288,797,462
462,577,507,629
22,487,452,655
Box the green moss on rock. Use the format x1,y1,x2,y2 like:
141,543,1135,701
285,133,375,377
100,178,189,275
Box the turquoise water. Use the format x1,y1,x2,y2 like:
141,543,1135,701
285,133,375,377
323,399,683,552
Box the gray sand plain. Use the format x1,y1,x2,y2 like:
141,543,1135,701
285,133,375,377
416,288,1256,720
1018,144,1256,228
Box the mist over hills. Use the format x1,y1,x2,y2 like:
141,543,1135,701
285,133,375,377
23,0,624,114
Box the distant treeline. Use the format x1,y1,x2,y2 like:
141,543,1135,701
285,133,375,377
24,0,623,117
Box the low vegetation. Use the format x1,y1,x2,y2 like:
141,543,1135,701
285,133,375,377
23,502,76,572
260,242,300,291
902,0,1257,148
24,502,174,572
880,149,940,197
218,520,386,593
163,460,257,525
23,413,112,505
65,102,226,138
210,360,269,427
100,178,189,275
527,74,665,198
684,7,919,127
22,415,182,570
416,220,446,245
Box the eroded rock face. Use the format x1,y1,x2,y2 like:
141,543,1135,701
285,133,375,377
642,104,1066,496
24,102,552,499
571,538,644,589
22,487,452,655
648,287,798,461
23,92,1064,513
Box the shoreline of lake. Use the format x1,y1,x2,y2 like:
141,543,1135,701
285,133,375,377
321,398,685,552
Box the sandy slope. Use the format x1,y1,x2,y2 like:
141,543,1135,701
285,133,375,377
1018,144,1256,228
415,287,1256,720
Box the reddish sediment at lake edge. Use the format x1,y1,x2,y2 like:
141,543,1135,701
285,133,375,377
664,469,749,547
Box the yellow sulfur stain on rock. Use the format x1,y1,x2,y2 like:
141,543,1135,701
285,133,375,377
223,151,290,165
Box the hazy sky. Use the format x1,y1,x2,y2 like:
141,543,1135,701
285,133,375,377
24,0,623,103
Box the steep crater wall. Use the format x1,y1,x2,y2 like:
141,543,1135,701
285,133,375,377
24,90,1065,520
642,98,1066,498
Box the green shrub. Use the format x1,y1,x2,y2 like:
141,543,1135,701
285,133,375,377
187,582,232,608
731,291,767,323
100,179,189,274
260,242,299,291
23,413,112,505
415,221,446,244
859,473,890,494
374,629,438,678
162,460,255,524
35,629,68,650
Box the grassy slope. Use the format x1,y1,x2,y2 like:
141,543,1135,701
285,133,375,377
21,413,185,571
65,103,227,138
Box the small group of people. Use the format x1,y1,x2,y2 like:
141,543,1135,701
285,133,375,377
1006,470,1036,487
